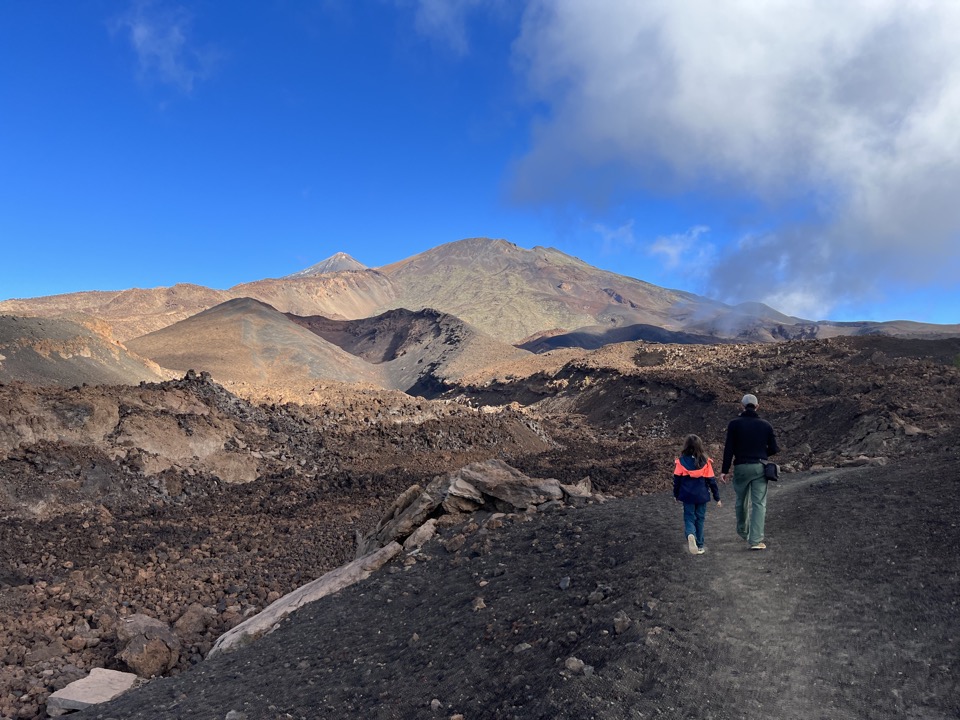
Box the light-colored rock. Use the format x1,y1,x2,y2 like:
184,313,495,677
356,476,449,556
360,460,579,557
447,477,483,503
458,459,563,510
46,668,138,716
402,519,437,550
199,449,259,484
209,542,402,657
560,477,593,499
441,480,484,513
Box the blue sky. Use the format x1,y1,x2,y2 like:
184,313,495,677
2,1,959,324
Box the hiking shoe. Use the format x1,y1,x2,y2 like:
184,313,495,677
749,542,767,550
697,547,706,555
687,534,698,554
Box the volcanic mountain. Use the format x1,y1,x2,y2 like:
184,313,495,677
125,299,529,397
285,252,367,277
124,298,384,391
375,238,718,343
287,307,531,395
3,240,959,358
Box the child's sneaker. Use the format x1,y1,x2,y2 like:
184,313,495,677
687,534,698,554
749,542,767,550
697,547,706,555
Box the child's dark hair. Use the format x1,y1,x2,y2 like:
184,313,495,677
681,434,708,467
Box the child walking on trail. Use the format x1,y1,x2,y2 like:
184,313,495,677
673,434,722,555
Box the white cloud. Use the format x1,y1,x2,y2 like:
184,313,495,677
114,0,218,93
404,0,496,55
593,219,635,254
649,225,712,271
510,1,960,315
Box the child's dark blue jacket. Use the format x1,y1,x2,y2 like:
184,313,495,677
673,454,721,505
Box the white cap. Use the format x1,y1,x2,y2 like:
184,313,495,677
741,394,758,407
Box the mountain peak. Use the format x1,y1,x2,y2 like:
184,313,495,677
287,252,367,278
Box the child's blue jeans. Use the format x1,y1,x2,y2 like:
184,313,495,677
683,502,707,548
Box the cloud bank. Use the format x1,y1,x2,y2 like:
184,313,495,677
509,1,960,317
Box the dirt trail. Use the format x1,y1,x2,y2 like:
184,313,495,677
620,463,960,720
76,456,959,720
684,471,863,720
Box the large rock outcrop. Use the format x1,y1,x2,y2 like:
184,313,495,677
355,459,603,557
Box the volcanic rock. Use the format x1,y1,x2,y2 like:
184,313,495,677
116,614,181,678
45,668,138,717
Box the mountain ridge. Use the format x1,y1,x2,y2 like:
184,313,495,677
2,238,958,352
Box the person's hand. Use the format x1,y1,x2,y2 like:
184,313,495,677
720,473,728,484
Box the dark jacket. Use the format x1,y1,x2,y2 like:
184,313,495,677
721,409,779,473
673,454,720,505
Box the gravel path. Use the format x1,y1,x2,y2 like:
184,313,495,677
79,455,960,720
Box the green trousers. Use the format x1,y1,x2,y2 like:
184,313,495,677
733,463,767,545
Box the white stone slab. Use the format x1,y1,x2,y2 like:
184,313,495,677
46,668,138,716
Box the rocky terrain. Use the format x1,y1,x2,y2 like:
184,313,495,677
0,333,958,718
0,370,551,719
73,456,960,720
2,237,959,719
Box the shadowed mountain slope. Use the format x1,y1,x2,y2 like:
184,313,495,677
288,307,531,395
518,322,734,352
0,315,170,386
126,298,385,390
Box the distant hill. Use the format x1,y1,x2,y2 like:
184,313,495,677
288,307,531,395
125,298,386,390
231,271,396,322
286,252,367,277
126,300,529,396
376,238,719,343
0,315,170,386
0,284,232,343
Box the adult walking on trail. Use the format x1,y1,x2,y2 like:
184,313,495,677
721,394,779,550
